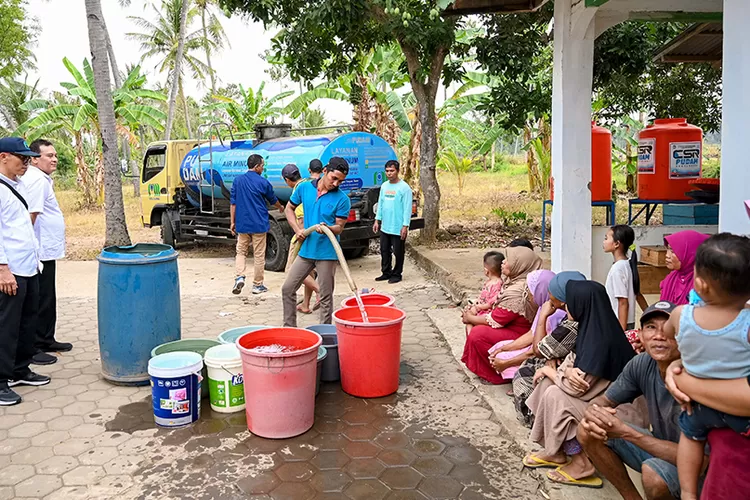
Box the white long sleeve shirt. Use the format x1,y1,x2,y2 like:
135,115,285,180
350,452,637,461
0,173,40,277
22,166,66,261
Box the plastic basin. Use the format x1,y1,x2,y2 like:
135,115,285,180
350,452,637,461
151,339,220,398
306,324,340,382
236,328,322,438
217,325,271,345
340,293,395,309
333,306,406,398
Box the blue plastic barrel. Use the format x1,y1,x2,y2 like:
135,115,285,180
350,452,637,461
97,243,180,385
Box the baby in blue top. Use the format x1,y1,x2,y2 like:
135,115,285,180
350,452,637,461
664,233,750,500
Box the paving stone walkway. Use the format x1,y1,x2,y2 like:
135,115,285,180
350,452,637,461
0,282,544,499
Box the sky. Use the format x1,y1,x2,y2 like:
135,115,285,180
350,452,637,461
25,0,353,124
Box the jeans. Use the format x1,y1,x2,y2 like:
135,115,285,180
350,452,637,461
680,403,750,441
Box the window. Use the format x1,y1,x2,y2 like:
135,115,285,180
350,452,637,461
142,146,167,183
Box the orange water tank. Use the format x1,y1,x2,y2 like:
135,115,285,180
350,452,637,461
637,118,702,201
550,122,612,202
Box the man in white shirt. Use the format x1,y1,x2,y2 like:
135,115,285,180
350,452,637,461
23,139,72,365
0,137,52,406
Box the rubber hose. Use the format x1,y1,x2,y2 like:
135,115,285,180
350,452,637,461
287,224,359,294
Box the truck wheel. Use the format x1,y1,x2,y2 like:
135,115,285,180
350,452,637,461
161,211,176,249
265,219,290,272
343,246,368,260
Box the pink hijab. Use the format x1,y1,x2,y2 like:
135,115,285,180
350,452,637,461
660,230,710,305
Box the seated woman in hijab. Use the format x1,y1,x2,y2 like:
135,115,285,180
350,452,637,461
523,280,635,489
660,230,710,305
486,270,568,389
461,247,542,384
512,271,586,428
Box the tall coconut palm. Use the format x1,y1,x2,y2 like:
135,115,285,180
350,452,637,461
0,75,40,133
84,0,131,246
195,0,228,98
128,0,227,139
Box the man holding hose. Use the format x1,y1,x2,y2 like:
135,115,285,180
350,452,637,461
282,157,351,327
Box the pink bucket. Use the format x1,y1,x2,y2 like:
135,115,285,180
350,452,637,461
236,328,322,439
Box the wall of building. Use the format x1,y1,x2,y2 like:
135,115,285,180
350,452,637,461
589,225,719,284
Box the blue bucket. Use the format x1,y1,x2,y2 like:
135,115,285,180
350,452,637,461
217,325,270,345
148,351,203,427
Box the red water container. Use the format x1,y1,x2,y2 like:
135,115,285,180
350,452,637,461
333,306,406,398
340,293,395,309
550,122,612,202
638,118,702,201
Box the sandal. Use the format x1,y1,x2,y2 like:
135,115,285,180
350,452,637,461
546,468,603,489
297,304,313,314
522,454,571,469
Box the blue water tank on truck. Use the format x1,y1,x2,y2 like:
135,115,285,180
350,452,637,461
140,125,424,272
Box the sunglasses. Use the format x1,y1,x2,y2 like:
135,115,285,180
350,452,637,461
11,154,32,165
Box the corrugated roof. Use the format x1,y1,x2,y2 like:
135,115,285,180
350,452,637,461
653,23,723,64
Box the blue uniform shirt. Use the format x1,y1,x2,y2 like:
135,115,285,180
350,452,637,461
230,170,278,234
290,179,351,261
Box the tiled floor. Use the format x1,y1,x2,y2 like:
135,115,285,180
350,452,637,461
0,280,543,499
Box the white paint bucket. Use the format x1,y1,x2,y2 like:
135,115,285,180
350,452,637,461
204,344,245,413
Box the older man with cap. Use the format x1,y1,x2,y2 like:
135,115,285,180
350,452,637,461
577,301,707,499
23,139,72,366
282,157,351,327
0,137,51,406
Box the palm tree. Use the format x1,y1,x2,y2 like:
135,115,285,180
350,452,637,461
195,0,228,99
128,0,227,139
84,0,131,246
437,150,478,196
0,75,40,134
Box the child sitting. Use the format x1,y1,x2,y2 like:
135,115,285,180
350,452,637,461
465,251,505,336
663,233,750,500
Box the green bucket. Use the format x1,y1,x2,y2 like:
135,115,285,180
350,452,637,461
217,325,271,345
150,339,221,398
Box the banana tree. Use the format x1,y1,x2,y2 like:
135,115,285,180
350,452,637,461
207,82,294,133
609,115,644,194
16,59,166,204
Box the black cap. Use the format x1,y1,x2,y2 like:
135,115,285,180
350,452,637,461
309,159,323,173
281,163,300,180
0,137,40,157
640,301,676,326
326,156,349,173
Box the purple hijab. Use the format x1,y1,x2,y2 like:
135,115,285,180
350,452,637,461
660,230,710,305
527,270,567,333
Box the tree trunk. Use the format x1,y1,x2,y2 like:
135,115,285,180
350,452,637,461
201,5,217,97
180,80,193,138
164,0,190,140
75,132,95,207
400,41,447,244
84,0,131,246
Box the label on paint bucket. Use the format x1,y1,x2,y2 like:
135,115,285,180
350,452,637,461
669,141,701,179
638,138,655,174
209,374,245,408
151,373,201,426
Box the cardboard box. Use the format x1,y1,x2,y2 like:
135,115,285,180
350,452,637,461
640,245,668,268
638,263,670,294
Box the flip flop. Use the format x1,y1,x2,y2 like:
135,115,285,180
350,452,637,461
522,454,571,469
547,468,603,489
297,305,313,314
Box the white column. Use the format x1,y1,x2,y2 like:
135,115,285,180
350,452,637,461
550,0,597,276
719,0,750,236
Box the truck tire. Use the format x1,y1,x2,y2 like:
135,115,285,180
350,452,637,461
265,218,290,272
161,211,176,249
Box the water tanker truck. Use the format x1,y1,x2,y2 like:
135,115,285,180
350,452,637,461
139,123,424,271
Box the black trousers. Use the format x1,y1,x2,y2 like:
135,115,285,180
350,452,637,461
0,274,39,383
35,260,57,349
380,232,405,278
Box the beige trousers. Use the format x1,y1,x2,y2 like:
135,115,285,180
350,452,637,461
235,233,266,285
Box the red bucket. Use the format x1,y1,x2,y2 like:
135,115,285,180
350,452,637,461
236,328,321,438
333,306,406,398
340,293,396,308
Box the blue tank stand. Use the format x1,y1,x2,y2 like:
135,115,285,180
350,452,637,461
97,243,181,385
627,199,701,225
540,199,615,251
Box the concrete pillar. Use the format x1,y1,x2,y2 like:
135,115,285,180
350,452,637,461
550,0,597,276
719,0,750,235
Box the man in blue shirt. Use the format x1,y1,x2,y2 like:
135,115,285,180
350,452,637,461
373,160,413,284
281,157,351,326
230,154,283,295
